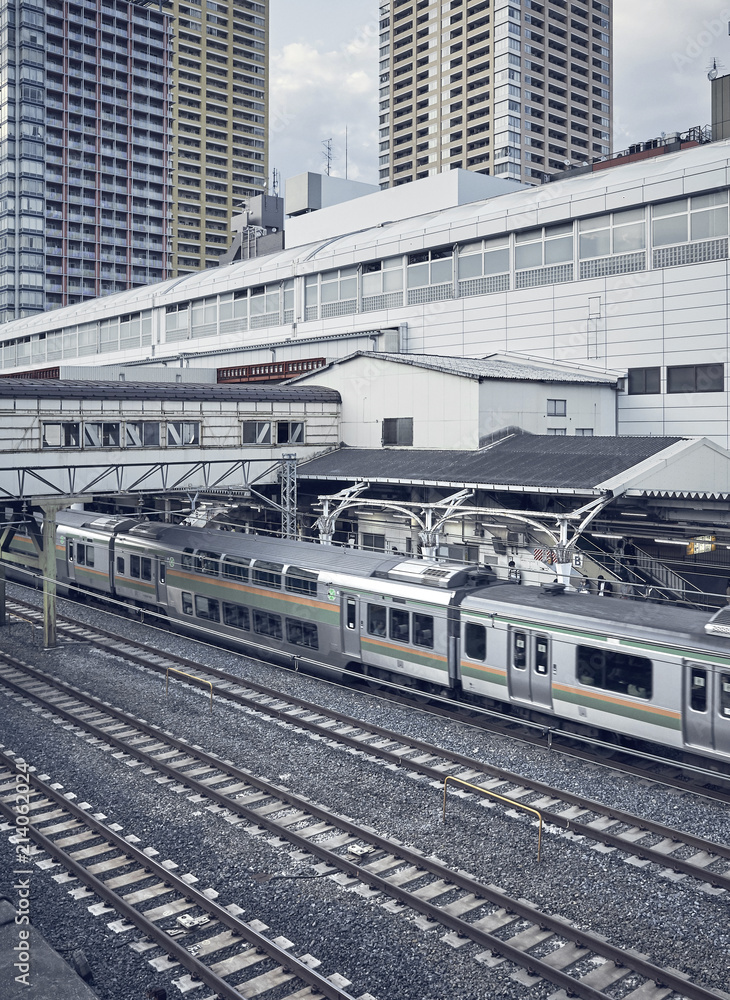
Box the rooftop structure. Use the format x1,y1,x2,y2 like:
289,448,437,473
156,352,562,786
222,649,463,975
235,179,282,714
377,0,612,189
2,139,730,442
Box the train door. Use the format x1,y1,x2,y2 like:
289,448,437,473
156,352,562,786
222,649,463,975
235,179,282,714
156,557,168,604
684,661,730,755
341,594,361,659
508,628,553,709
66,536,77,583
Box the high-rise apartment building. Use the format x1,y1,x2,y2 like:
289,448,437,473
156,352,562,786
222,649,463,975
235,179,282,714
378,0,612,188
0,0,268,327
171,0,268,274
0,0,174,324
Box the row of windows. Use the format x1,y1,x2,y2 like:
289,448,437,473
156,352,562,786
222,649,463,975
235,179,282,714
366,604,434,650
180,592,319,649
43,419,306,450
3,189,730,366
177,549,318,596
628,364,724,395
464,623,653,699
42,420,200,449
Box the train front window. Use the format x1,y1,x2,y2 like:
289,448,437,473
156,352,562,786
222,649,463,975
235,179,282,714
690,667,708,712
465,623,486,661
513,632,527,670
367,605,386,637
576,645,653,699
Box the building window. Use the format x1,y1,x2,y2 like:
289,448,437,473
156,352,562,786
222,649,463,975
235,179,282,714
242,421,271,445
83,422,120,448
361,532,386,552
515,223,573,269
579,207,645,259
407,247,453,288
42,422,80,448
277,421,304,444
546,399,566,416
627,367,660,395
126,421,161,447
575,428,593,436
382,416,413,446
167,421,200,446
667,364,724,394
547,428,567,436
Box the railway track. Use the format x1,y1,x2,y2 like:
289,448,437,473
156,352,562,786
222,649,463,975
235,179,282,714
7,593,730,802
0,651,729,1000
0,747,361,1000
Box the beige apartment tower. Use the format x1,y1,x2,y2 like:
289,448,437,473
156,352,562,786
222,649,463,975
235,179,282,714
378,0,612,188
171,1,268,274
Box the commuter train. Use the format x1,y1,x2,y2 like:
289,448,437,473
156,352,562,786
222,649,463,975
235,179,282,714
10,510,730,765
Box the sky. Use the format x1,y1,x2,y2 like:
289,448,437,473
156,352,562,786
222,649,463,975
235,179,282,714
268,0,730,190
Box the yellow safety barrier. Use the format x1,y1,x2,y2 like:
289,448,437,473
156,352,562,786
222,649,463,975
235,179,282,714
442,775,543,862
165,666,213,713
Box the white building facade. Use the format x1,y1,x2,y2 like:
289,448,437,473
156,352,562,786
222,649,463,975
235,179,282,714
1,143,730,442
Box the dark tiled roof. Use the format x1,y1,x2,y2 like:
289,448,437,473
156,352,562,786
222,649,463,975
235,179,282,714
297,436,685,491
0,380,340,403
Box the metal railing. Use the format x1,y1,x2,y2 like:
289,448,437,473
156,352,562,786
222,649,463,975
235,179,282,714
442,776,543,862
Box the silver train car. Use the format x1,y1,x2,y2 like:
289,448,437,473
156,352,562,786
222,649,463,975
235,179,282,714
10,510,730,764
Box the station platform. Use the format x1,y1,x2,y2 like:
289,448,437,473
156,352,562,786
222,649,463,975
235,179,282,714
0,897,98,999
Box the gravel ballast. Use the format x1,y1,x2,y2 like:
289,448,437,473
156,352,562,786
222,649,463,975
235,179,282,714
1,589,729,999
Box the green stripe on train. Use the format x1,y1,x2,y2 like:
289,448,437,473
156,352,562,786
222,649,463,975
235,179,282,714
553,688,681,730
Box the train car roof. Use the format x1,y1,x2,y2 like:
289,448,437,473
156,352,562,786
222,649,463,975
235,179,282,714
463,584,730,656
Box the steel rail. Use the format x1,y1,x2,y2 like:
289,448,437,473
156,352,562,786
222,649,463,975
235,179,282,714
0,752,357,1000
0,658,726,1000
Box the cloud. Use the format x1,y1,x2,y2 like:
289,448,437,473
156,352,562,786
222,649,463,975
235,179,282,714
269,5,380,187
613,0,727,147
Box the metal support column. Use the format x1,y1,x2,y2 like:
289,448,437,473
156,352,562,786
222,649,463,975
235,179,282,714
281,453,297,540
41,506,58,649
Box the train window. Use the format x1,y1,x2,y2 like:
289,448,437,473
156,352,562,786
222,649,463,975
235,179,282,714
690,667,708,712
159,563,166,584
222,557,249,582
253,610,283,640
346,598,357,630
367,605,386,637
413,613,434,649
465,622,486,661
535,636,549,675
195,595,220,622
390,608,410,643
576,645,652,699
181,592,193,616
286,618,319,649
130,555,151,581
285,567,318,595
181,548,194,572
513,631,527,670
721,674,730,718
223,602,250,630
252,560,282,590
116,556,124,574
195,550,220,576
75,543,94,567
